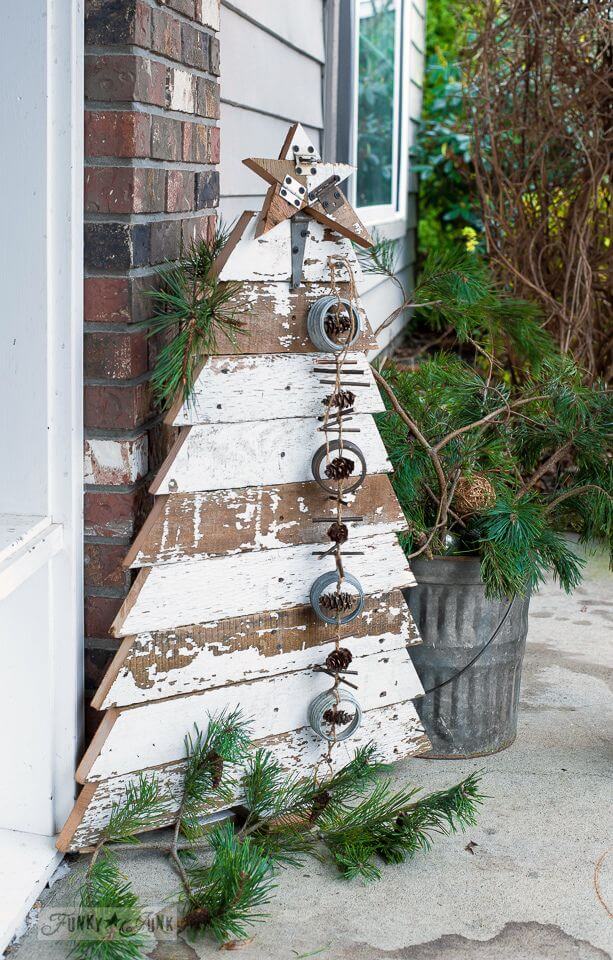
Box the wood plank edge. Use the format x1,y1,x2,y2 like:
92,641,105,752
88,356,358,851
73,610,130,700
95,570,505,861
75,708,120,785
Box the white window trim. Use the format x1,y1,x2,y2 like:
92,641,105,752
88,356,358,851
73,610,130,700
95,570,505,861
349,0,411,231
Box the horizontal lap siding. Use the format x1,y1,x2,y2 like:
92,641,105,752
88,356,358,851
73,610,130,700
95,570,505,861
219,1,324,227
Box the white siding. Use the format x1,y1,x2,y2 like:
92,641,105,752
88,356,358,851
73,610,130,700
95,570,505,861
219,0,425,353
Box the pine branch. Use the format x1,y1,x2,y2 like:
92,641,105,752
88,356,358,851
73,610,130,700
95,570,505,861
72,851,149,960
141,221,246,409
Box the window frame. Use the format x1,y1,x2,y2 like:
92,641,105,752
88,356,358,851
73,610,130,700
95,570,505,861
348,0,411,235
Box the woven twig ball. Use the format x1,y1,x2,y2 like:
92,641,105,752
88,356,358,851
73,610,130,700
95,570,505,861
453,474,496,517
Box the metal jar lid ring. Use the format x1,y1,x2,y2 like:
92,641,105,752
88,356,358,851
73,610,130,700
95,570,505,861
307,296,361,352
310,571,365,625
311,440,367,495
308,688,362,742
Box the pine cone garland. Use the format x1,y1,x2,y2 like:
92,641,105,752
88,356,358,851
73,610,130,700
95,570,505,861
324,309,353,341
322,707,354,726
327,521,348,544
453,474,496,517
325,647,353,671
324,389,355,410
206,750,224,788
178,907,212,931
324,456,354,481
309,789,331,822
320,591,356,614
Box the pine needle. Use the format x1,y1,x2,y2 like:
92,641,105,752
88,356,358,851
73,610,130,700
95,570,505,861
141,221,246,409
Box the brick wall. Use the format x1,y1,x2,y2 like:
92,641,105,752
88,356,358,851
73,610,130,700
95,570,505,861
83,0,221,729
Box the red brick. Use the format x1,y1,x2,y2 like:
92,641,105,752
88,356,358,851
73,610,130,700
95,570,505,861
208,124,220,163
150,219,182,262
151,7,182,60
85,167,134,214
84,381,151,430
85,330,149,379
182,213,213,248
85,487,150,538
195,77,220,119
151,115,182,160
85,167,165,214
85,55,166,107
85,542,131,590
85,0,151,46
84,435,149,485
161,0,196,18
84,277,130,324
166,170,195,212
182,122,194,162
85,594,124,636
193,124,210,163
85,111,151,159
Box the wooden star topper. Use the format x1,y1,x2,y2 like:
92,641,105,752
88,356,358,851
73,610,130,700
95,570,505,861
243,123,373,248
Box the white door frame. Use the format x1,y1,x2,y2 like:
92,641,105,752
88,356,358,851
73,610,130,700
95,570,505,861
0,0,83,947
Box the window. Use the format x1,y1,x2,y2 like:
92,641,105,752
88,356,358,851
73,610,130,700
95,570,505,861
325,0,409,228
354,0,403,214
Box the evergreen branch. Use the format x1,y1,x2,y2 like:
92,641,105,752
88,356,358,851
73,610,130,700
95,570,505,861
141,221,246,409
102,775,170,845
71,850,149,960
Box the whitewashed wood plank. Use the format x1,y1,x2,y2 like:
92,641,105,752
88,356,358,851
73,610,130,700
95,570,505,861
59,702,430,852
170,353,383,426
113,533,415,637
220,6,323,128
151,415,391,495
79,647,425,783
98,591,419,708
211,280,379,355
218,215,362,284
127,475,405,567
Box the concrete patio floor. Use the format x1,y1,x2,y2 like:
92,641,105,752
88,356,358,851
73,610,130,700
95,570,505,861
7,545,612,960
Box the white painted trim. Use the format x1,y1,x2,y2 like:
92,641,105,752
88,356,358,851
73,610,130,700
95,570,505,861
0,518,63,602
0,830,61,954
350,0,410,225
46,0,84,836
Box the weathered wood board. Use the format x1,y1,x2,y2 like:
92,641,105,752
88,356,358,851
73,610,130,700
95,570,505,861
168,353,384,426
150,416,392,495
95,590,419,710
78,648,424,783
112,533,415,638
209,280,379,355
58,703,430,852
218,215,360,284
126,474,405,568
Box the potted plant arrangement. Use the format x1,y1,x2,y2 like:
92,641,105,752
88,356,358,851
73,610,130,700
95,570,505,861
365,242,612,756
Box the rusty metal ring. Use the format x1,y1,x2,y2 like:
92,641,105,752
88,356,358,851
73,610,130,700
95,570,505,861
308,688,362,742
311,440,367,495
310,571,365,625
307,296,361,352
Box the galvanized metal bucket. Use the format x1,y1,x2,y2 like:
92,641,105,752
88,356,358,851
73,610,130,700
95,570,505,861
404,555,530,758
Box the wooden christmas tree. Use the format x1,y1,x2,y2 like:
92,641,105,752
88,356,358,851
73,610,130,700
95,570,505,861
58,124,429,852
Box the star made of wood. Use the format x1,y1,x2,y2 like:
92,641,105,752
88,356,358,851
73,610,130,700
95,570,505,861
243,122,373,248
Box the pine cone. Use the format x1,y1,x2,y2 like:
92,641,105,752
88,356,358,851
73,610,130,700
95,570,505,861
322,707,354,726
325,647,353,671
320,591,356,614
206,750,224,788
327,521,348,544
324,310,353,341
178,906,212,931
324,456,355,481
324,389,355,411
309,789,331,822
